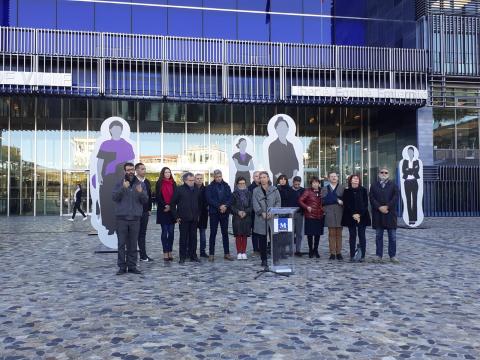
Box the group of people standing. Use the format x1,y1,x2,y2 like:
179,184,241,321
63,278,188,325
111,162,400,275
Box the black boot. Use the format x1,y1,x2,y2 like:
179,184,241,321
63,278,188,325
308,236,314,258
314,237,320,258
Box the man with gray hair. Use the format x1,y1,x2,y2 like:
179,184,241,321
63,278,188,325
170,172,201,264
205,169,234,261
369,166,400,263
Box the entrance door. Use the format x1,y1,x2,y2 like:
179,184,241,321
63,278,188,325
63,170,89,215
341,108,369,185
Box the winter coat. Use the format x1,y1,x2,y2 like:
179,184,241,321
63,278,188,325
197,184,209,229
298,188,324,220
231,189,253,236
277,184,298,208
205,180,232,215
252,185,281,235
321,184,344,227
369,180,399,229
341,186,371,227
291,186,305,214
112,177,148,219
136,177,152,214
155,178,177,225
170,184,200,222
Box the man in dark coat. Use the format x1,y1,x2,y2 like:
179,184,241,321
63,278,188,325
369,167,400,263
291,176,305,256
170,172,201,264
135,163,153,262
205,169,234,261
248,171,261,254
195,173,209,258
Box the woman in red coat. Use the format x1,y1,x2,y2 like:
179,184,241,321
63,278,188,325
299,176,325,258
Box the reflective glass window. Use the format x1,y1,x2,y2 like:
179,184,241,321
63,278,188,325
95,3,131,33
456,109,479,160
203,0,236,39
57,1,94,31
168,0,202,37
18,0,56,28
237,0,268,41
270,0,302,43
132,0,167,35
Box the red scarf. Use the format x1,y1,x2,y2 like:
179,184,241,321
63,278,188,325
161,177,174,204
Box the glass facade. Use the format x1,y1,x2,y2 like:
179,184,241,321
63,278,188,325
0,96,416,216
433,107,480,164
3,0,417,47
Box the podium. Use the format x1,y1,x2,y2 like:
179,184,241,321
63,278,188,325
268,207,298,274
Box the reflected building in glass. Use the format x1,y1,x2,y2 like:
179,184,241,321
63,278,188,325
0,0,479,216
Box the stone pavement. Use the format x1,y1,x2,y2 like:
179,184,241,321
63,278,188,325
1,216,479,360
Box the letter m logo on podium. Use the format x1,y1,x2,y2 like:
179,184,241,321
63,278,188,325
274,218,292,233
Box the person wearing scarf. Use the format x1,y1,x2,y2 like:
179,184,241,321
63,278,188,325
155,167,177,261
342,174,371,262
231,177,253,260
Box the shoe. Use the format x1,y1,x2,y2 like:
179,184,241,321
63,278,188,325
390,257,400,264
116,269,126,275
336,254,343,261
315,251,320,259
242,253,247,260
190,257,201,263
179,258,186,264
82,216,88,221
261,260,268,268
294,252,303,257
208,255,214,262
224,254,234,261
140,257,153,262
308,250,314,258
128,268,142,274
68,218,74,222
349,257,355,262
163,257,170,262
372,256,383,263
329,254,336,260
200,252,208,258
237,253,242,260
358,258,365,263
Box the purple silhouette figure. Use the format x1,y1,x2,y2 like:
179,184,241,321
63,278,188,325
96,120,135,235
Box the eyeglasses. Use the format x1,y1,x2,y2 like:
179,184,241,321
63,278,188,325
380,171,389,174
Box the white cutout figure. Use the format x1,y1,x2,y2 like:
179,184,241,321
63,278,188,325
263,114,304,186
90,117,137,249
229,136,255,189
399,145,424,227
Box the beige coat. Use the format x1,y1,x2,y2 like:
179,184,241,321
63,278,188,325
321,184,344,228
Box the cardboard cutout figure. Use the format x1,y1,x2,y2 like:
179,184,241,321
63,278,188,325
229,136,255,188
263,114,304,185
399,145,424,227
90,117,136,249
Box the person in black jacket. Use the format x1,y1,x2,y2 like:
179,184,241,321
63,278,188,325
342,174,371,262
69,184,87,221
170,172,201,264
135,163,153,262
369,167,400,264
205,169,234,262
155,167,177,261
248,171,261,254
195,173,209,258
291,176,305,256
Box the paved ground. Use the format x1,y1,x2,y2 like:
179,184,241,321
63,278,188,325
1,216,479,360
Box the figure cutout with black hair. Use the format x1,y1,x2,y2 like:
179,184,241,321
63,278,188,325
399,145,424,227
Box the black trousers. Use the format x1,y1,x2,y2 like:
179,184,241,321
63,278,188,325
258,233,268,261
116,218,140,270
72,201,86,219
179,220,198,260
404,179,418,222
138,212,149,259
348,224,366,259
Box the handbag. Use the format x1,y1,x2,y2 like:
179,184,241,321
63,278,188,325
353,244,362,262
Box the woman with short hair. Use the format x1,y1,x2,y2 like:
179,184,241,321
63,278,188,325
231,177,253,260
298,176,325,258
